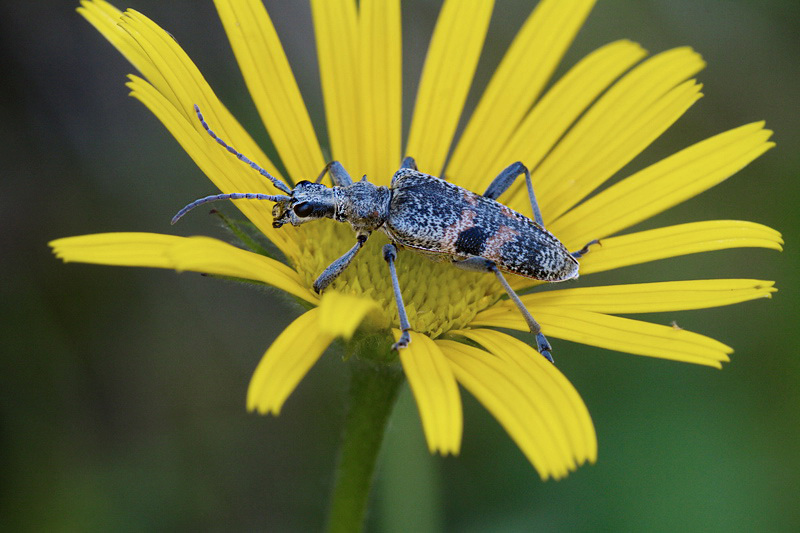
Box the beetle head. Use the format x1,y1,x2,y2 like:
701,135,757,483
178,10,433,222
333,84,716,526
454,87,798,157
272,181,336,228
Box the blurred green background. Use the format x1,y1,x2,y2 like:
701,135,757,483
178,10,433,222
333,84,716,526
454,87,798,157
1,0,797,531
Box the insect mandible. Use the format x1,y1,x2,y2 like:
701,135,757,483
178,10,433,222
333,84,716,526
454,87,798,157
173,106,599,363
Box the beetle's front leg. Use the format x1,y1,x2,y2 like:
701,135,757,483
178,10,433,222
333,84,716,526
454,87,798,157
383,243,412,350
314,161,354,186
453,257,554,363
313,231,370,293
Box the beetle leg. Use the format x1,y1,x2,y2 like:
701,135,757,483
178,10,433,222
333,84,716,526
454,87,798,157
313,231,369,293
383,243,412,350
453,257,554,363
399,156,418,170
392,157,419,187
571,239,601,259
490,264,554,363
482,162,544,227
315,161,353,186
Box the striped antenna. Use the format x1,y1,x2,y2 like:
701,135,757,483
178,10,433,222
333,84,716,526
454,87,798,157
171,192,291,225
194,104,292,195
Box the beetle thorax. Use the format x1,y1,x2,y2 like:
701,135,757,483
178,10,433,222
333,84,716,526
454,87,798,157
334,180,391,232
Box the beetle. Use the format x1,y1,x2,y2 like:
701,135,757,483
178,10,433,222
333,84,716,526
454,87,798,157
173,105,597,362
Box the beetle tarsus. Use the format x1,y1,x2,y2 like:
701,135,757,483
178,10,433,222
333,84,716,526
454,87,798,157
535,333,555,364
391,330,411,351
571,239,601,259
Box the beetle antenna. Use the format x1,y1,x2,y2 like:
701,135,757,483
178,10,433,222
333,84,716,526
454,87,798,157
171,192,291,225
194,104,293,195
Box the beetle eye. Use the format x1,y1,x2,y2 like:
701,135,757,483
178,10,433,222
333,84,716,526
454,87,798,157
293,202,314,217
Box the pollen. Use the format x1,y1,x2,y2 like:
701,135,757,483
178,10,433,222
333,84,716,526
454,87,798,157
293,222,504,338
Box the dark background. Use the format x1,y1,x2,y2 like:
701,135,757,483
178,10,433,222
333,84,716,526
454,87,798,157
1,1,797,531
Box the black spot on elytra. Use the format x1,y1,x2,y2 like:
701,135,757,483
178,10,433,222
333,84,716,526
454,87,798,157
454,226,488,256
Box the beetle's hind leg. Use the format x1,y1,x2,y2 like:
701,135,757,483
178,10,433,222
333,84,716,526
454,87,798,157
383,244,412,350
453,257,554,363
571,239,601,259
491,265,554,363
483,162,544,227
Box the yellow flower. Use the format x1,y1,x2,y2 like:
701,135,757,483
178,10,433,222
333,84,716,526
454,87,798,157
50,0,780,481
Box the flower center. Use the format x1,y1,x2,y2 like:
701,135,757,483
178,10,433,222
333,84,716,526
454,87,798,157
291,222,506,338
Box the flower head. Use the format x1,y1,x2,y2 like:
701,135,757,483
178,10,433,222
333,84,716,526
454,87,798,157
51,0,780,480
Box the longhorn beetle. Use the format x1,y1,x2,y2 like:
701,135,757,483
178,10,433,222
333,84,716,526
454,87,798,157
173,105,598,362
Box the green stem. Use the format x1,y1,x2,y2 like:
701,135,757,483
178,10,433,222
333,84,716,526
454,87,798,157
326,358,404,533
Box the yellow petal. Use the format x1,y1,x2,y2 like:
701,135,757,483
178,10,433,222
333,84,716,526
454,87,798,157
543,80,704,220
470,307,732,367
575,220,783,275
448,0,596,189
552,123,775,247
311,0,359,170
532,47,706,221
49,233,316,304
406,0,494,175
358,0,402,182
78,1,153,79
456,39,647,197
487,279,776,315
437,338,586,479
396,331,463,455
318,291,383,340
213,0,326,182
80,3,300,257
126,75,298,259
248,308,334,414
119,9,275,172
449,329,597,466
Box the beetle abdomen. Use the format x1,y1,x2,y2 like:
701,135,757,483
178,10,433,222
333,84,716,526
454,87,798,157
385,169,578,281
